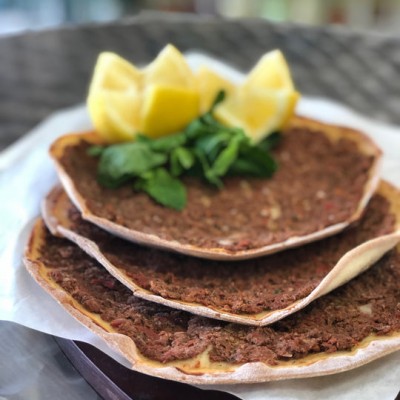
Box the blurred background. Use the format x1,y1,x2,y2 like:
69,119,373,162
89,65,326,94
1,0,400,36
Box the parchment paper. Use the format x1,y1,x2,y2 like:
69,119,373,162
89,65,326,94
0,53,399,400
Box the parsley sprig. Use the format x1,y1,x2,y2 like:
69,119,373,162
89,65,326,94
89,92,280,210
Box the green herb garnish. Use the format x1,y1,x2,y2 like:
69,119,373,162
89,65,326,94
88,91,280,210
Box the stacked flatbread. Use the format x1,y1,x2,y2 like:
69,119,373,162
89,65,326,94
24,116,400,384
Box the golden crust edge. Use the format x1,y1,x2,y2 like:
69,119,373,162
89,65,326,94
49,115,383,261
43,181,400,327
23,218,400,384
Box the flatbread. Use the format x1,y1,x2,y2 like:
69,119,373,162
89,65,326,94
24,221,400,384
42,181,400,326
49,116,382,260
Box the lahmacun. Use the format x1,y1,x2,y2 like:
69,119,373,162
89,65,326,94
49,116,382,260
42,181,400,326
24,220,400,384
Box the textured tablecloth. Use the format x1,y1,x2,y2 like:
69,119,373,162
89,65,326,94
1,12,400,400
1,12,400,152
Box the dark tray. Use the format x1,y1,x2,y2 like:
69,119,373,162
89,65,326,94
55,337,400,400
55,337,240,400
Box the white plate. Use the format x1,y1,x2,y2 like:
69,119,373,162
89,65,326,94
0,52,399,400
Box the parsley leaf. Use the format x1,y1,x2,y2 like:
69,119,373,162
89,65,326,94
170,146,195,176
87,145,105,157
97,142,167,188
135,168,186,211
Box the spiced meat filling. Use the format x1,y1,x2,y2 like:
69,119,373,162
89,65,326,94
39,229,400,366
63,193,395,315
59,127,374,251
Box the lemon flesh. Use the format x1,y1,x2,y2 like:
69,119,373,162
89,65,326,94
145,45,196,89
88,52,141,94
88,90,142,142
215,88,298,143
196,66,236,113
214,49,299,142
243,49,295,91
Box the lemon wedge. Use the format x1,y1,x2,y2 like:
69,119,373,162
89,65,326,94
214,49,299,142
88,52,141,94
87,45,199,142
87,90,142,142
243,49,295,91
142,45,199,138
196,66,236,113
215,88,298,143
145,45,196,89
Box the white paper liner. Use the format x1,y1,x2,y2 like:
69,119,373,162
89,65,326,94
0,53,400,399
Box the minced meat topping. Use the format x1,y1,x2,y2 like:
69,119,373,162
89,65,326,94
39,228,400,365
63,193,395,315
59,127,375,251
